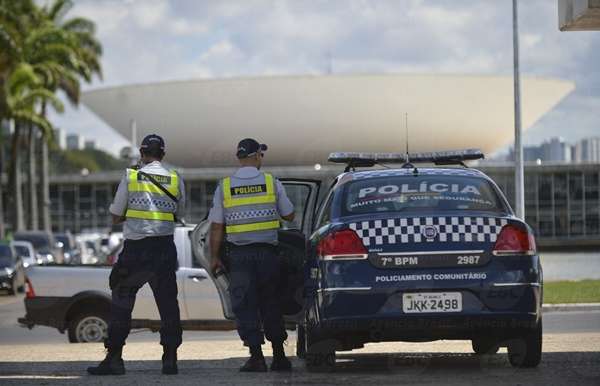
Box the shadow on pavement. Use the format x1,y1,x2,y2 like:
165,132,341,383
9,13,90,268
0,352,598,385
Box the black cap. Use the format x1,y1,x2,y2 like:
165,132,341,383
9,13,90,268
236,138,267,158
140,134,165,151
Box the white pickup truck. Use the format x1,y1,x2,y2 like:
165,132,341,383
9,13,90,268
19,179,321,344
19,225,233,343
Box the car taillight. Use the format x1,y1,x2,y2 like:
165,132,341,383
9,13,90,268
493,224,536,256
317,229,367,259
25,278,35,298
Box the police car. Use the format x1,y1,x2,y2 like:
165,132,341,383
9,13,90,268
297,150,542,370
190,150,542,371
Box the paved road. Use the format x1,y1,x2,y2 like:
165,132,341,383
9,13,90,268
0,293,599,385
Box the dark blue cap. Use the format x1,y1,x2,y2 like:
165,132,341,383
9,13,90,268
236,138,267,158
140,134,165,150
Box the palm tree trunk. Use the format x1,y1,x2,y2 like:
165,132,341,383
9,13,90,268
0,179,4,239
0,131,5,239
8,120,25,232
28,123,38,230
39,103,51,233
40,135,51,232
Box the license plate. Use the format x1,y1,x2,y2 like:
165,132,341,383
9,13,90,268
402,292,462,313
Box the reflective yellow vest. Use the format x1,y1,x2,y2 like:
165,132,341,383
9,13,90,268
125,169,179,222
222,173,280,237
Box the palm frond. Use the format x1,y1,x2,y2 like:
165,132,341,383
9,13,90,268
62,17,96,35
47,0,73,23
14,88,64,114
6,63,40,96
13,110,53,137
58,70,80,104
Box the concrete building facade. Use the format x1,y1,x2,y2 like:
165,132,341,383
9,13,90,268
43,163,600,248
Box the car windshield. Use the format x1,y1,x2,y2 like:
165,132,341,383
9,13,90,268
13,245,31,258
0,245,13,267
342,174,506,215
14,234,51,252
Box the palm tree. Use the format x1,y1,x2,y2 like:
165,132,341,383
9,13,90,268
0,0,66,232
6,65,63,232
36,0,103,232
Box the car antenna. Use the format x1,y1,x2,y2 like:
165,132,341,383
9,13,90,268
402,112,418,175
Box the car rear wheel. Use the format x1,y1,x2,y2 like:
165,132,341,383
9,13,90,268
68,312,109,343
305,325,336,372
507,320,542,368
472,337,499,355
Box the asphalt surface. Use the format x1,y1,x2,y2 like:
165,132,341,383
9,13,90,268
0,293,599,385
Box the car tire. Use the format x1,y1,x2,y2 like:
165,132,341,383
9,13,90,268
8,278,16,295
68,311,109,343
305,325,336,372
472,337,499,355
296,324,306,359
507,320,542,368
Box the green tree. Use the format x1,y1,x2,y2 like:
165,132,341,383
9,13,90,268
0,0,66,233
0,0,102,233
36,0,103,232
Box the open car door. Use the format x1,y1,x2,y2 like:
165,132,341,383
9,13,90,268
190,178,321,323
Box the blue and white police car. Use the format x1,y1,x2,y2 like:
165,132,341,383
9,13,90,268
298,150,543,370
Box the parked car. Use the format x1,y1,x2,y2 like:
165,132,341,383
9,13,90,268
292,151,542,370
0,243,26,295
19,225,231,343
10,241,40,268
13,231,64,264
55,232,81,264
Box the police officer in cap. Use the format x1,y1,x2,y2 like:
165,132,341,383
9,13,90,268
209,138,295,372
88,134,185,376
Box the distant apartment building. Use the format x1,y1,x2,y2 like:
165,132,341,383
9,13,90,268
53,128,67,149
84,140,96,150
574,137,600,162
523,145,544,162
541,137,571,162
66,133,85,150
507,136,600,163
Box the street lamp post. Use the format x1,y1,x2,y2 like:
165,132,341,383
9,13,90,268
513,0,525,219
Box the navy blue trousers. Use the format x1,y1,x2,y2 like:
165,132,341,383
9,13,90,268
106,235,182,349
226,243,287,348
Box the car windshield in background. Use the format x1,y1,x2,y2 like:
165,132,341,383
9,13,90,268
13,246,31,258
0,246,12,267
343,175,505,216
14,235,50,252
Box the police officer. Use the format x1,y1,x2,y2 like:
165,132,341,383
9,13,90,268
208,138,295,372
88,134,185,376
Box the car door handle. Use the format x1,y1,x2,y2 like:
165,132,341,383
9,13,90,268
188,274,207,282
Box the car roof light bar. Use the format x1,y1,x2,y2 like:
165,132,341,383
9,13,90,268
328,149,484,171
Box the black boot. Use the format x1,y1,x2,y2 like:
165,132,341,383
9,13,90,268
87,347,125,376
240,345,267,372
270,342,292,371
162,346,178,375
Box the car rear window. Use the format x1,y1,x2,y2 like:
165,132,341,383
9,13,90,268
342,175,505,215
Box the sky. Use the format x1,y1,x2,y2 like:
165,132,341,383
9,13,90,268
47,0,600,156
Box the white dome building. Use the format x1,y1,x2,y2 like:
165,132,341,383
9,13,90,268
82,74,574,167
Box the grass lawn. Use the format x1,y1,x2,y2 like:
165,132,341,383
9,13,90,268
544,280,600,304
